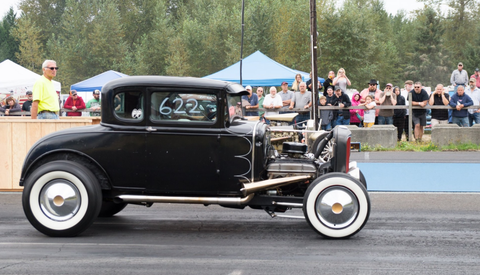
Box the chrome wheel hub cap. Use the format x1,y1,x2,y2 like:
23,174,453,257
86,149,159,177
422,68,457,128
39,180,81,221
315,186,359,229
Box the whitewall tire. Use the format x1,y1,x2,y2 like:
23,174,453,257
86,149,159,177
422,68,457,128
22,160,102,237
303,172,370,238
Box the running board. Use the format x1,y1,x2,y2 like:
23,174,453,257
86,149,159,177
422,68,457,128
117,193,254,206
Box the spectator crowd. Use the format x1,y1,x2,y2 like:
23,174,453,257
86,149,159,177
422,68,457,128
241,63,480,143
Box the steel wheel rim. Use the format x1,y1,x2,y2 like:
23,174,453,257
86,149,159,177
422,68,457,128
39,180,81,221
319,139,334,162
315,186,359,229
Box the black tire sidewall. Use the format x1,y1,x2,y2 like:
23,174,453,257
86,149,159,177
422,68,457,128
22,160,102,237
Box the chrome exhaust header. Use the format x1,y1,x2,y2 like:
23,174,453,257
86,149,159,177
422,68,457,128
117,193,254,206
240,175,311,196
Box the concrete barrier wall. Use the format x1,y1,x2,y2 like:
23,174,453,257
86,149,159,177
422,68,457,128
0,117,97,191
346,125,398,148
431,124,480,146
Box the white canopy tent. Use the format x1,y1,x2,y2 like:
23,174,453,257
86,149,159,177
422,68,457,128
0,59,61,97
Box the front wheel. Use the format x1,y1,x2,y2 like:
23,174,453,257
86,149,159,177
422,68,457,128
22,160,102,237
303,173,370,238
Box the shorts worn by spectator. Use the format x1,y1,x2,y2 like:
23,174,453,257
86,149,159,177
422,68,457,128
429,84,450,127
449,85,473,127
409,82,429,141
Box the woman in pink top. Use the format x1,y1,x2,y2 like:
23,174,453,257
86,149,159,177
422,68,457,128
350,92,363,127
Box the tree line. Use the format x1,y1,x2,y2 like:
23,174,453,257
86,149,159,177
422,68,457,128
0,0,479,94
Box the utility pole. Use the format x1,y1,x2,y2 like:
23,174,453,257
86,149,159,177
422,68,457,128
240,0,245,85
309,0,319,129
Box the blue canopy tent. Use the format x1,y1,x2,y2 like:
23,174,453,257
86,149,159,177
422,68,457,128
203,51,323,87
70,70,129,92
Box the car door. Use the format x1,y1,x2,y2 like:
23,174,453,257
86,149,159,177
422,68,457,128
94,88,148,190
145,88,224,195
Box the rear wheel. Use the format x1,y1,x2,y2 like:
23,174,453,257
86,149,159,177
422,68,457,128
303,172,370,238
22,160,102,237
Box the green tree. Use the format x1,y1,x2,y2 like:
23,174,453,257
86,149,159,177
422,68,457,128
11,16,44,71
405,7,449,86
18,0,66,46
0,8,19,62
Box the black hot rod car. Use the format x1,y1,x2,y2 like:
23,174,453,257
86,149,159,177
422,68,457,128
20,76,370,238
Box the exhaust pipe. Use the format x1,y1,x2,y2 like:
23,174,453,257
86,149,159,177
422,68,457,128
240,175,311,196
117,193,254,206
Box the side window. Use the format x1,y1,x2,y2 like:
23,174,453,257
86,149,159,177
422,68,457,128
150,91,217,123
114,91,144,120
226,94,244,120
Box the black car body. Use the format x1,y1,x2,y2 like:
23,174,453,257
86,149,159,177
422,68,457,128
20,76,370,238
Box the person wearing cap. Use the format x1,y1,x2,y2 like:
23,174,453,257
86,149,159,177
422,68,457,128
22,91,33,114
428,84,450,127
279,81,294,114
0,96,21,116
360,79,382,121
449,85,473,127
465,78,480,126
377,83,397,125
64,90,86,116
470,68,480,89
410,82,429,141
241,85,259,116
450,62,469,93
86,89,102,116
31,59,60,119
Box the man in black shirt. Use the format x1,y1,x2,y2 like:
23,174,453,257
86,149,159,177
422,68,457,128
22,91,33,115
409,82,429,142
428,84,450,127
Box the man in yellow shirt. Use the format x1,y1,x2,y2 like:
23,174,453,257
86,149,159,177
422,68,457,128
31,60,60,119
